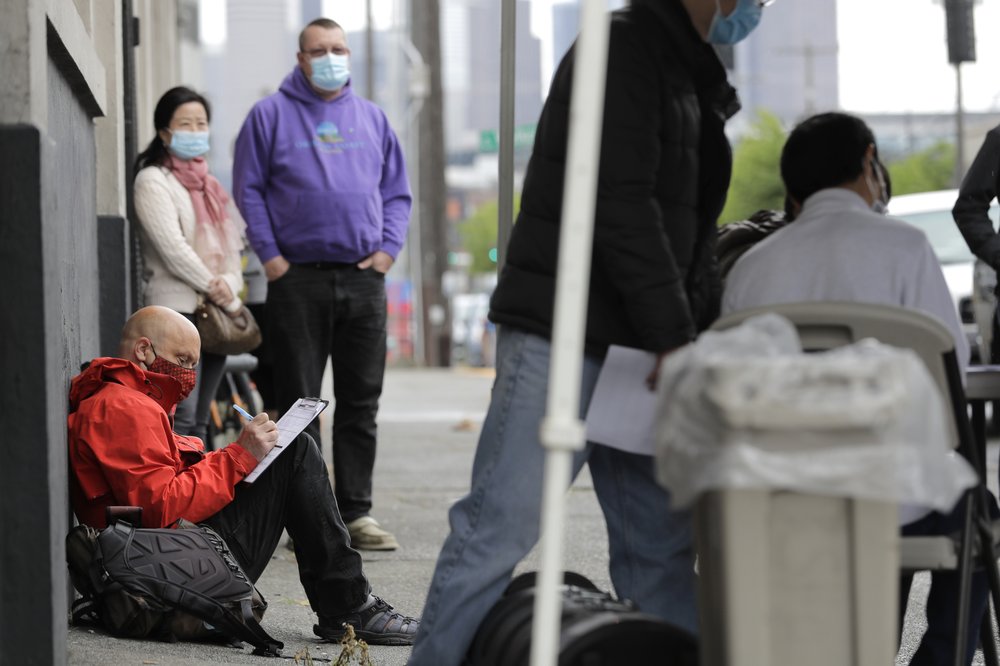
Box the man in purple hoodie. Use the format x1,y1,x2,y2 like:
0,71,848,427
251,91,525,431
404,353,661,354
233,18,411,552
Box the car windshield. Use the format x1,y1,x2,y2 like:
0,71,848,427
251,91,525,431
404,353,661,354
893,209,980,265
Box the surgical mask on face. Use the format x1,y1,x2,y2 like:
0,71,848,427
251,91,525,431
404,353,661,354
866,157,889,215
147,344,197,401
166,130,210,160
707,0,764,45
309,53,350,92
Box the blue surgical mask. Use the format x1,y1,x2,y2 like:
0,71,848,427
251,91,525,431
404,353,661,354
166,130,210,160
707,0,763,45
309,53,350,92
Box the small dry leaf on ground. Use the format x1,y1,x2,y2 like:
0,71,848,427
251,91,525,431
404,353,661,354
293,646,314,665
452,418,477,432
333,624,374,666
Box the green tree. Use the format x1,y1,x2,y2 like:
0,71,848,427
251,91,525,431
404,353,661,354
718,110,787,225
458,194,521,274
884,141,955,196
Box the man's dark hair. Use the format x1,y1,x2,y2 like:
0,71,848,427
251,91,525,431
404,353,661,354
780,112,878,205
299,18,343,52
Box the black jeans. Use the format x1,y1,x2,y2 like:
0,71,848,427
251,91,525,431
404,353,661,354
898,493,999,665
265,263,387,523
204,433,370,615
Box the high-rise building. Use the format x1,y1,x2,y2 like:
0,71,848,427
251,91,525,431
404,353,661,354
551,0,627,77
729,0,839,131
445,0,542,153
551,2,579,72
200,1,299,191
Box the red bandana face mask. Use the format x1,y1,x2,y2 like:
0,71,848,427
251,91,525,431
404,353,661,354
147,345,197,401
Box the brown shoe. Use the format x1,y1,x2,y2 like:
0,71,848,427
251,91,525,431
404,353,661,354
346,516,399,551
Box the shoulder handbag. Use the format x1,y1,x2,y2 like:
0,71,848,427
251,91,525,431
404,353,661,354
195,298,262,356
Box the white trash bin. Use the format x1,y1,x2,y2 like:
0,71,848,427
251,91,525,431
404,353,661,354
655,314,976,666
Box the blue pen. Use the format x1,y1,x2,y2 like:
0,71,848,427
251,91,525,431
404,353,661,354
233,404,255,421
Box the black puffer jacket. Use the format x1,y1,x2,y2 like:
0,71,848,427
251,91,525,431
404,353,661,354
489,0,739,356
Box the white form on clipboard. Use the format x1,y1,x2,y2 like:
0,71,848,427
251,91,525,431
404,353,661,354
243,397,329,483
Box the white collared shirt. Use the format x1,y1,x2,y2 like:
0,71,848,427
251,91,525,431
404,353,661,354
722,188,969,373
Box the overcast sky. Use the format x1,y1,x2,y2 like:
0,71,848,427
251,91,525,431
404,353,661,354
838,0,1000,114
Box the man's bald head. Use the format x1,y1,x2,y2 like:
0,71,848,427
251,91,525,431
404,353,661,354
118,306,201,370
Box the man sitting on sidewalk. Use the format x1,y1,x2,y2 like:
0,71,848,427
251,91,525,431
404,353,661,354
723,111,988,666
67,305,418,645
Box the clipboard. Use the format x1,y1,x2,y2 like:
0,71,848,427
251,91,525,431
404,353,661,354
243,397,329,483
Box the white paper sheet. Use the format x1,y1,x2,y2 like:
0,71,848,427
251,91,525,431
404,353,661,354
585,345,659,456
243,397,329,483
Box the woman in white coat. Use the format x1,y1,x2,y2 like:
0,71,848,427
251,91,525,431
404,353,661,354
133,86,245,447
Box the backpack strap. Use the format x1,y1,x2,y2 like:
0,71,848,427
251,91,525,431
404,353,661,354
70,597,101,626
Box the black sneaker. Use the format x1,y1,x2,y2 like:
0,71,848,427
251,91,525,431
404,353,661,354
314,595,419,646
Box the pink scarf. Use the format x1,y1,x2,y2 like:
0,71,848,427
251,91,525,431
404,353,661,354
167,155,242,275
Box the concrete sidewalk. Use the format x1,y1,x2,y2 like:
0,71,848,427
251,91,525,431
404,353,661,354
64,366,994,665
66,367,615,665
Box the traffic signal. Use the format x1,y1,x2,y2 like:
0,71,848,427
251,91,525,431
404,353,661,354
944,0,976,64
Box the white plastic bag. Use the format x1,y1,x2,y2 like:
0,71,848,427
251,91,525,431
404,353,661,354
655,314,976,513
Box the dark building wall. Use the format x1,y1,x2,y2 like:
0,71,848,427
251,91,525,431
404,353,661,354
0,49,101,666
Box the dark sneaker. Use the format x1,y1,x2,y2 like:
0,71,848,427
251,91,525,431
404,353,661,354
314,595,419,646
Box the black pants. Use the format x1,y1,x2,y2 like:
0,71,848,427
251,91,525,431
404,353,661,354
898,494,999,665
246,302,275,411
265,263,387,523
205,433,370,615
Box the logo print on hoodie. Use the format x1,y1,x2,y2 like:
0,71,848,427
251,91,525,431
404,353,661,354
317,121,344,146
297,121,365,155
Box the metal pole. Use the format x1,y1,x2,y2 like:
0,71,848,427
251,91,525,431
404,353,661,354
530,2,610,665
365,0,375,102
497,0,515,273
400,25,428,366
955,62,966,187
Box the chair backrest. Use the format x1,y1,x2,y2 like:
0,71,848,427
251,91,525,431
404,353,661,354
711,301,961,444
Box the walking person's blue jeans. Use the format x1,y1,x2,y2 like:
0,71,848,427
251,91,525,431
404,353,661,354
409,326,698,666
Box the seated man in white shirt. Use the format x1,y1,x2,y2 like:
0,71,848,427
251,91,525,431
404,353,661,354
722,112,985,666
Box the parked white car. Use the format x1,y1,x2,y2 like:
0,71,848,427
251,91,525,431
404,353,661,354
888,188,989,362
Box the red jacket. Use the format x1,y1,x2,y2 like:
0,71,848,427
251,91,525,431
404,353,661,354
67,357,258,528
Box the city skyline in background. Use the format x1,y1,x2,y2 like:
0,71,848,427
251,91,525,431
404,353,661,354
191,0,1000,151
317,0,1000,115
181,0,1000,365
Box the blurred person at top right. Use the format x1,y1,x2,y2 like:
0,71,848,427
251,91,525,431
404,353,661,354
954,125,1000,365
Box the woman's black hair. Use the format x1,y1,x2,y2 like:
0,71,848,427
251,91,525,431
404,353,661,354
133,86,211,174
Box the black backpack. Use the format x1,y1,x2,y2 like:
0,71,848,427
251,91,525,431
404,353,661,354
66,519,283,657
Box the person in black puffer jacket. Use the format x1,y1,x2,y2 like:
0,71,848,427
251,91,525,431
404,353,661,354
410,2,767,665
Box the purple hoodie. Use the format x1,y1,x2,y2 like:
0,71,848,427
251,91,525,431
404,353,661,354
233,68,411,264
